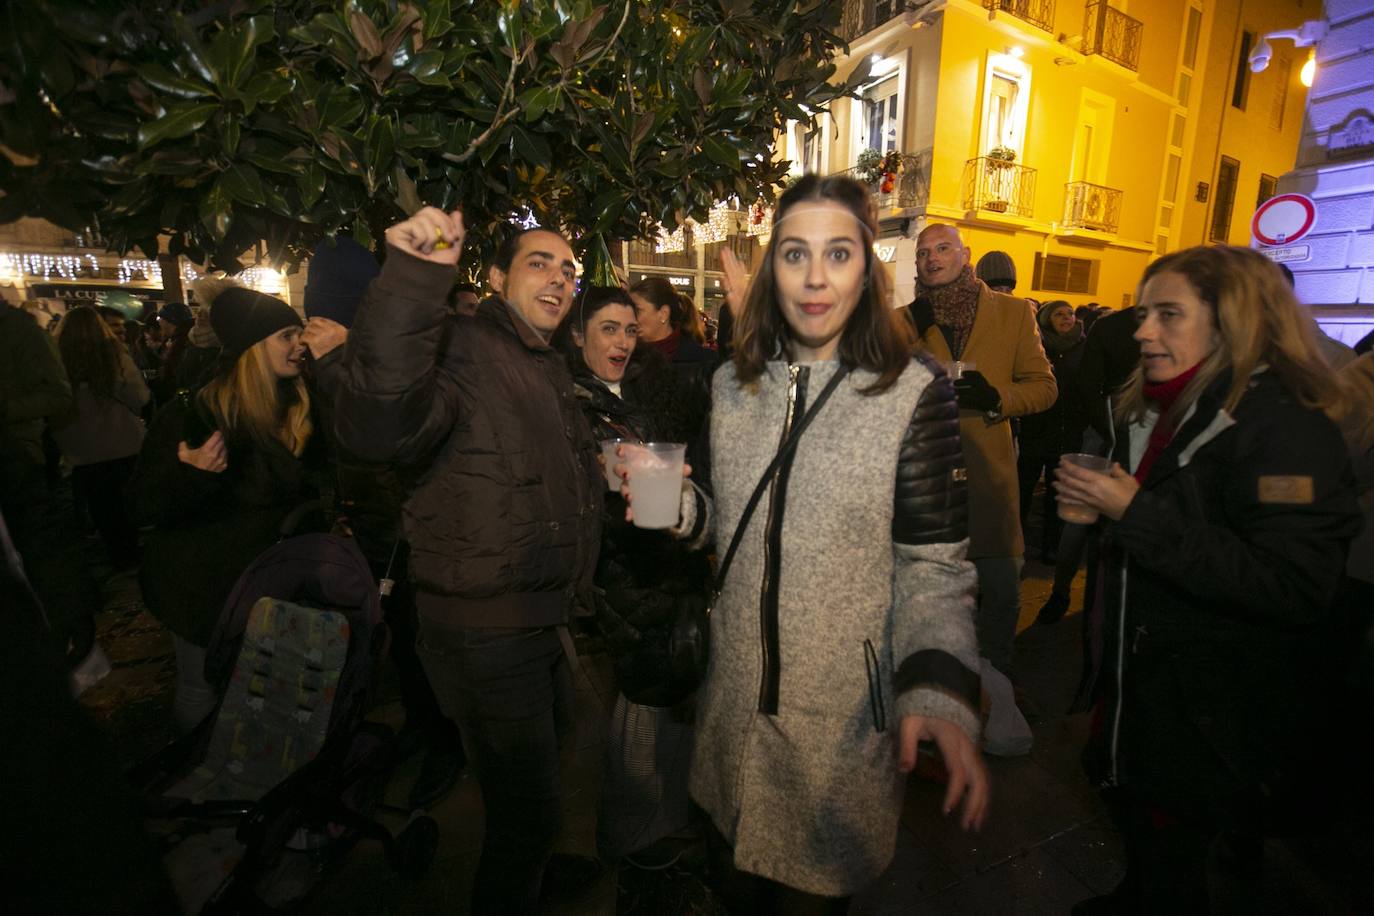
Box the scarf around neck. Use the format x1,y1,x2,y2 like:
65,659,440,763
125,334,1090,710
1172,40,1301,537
917,265,981,358
1134,361,1203,482
1040,323,1083,358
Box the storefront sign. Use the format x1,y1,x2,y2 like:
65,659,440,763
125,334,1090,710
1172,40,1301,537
875,244,897,263
28,282,168,305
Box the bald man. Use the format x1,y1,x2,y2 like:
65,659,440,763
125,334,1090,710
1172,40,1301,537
908,224,1056,754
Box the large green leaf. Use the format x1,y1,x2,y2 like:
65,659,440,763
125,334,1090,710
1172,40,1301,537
137,102,219,150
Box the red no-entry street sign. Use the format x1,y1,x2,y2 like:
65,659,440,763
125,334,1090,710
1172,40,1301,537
1251,193,1317,247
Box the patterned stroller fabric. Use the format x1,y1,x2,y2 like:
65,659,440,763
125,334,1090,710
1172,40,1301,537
167,598,350,803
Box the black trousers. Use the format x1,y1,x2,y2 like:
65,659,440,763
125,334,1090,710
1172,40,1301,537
417,623,573,916
71,456,141,568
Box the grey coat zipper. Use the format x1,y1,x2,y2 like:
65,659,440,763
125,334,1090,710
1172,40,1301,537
757,364,804,714
1106,559,1129,787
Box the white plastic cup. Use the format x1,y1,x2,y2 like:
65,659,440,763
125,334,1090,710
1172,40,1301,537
948,359,978,380
1057,453,1113,524
625,442,686,529
599,438,630,491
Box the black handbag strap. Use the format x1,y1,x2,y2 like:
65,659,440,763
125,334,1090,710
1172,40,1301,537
712,364,851,595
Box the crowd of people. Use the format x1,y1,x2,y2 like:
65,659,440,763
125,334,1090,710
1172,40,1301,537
2,172,1372,916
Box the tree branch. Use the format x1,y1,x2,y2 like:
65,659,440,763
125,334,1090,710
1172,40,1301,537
441,44,522,166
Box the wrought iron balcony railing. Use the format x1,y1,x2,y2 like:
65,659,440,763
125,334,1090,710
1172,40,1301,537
1082,2,1143,71
839,0,910,42
981,0,1056,34
962,157,1037,218
838,149,933,211
1062,181,1123,233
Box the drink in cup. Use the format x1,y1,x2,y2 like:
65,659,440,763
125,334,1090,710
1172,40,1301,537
1057,453,1113,524
625,442,686,529
947,359,977,380
599,438,631,491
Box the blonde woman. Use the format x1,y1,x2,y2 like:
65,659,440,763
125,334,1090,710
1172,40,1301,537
1053,245,1362,914
129,283,322,732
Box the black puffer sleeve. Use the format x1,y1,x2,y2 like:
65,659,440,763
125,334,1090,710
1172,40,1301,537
888,360,981,736
892,364,968,546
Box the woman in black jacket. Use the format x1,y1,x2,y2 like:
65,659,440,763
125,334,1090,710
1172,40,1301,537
128,283,321,732
1054,246,1362,914
628,277,715,439
1017,299,1087,564
556,285,713,864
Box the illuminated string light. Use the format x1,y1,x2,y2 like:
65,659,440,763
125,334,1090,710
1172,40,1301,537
235,266,286,295
116,259,162,285
655,224,685,253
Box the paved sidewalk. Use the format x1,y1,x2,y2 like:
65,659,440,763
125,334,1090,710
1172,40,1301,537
82,545,1369,914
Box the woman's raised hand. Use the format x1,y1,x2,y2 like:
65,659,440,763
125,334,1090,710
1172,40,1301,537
385,207,465,266
178,431,228,473
899,714,990,832
719,248,749,315
302,317,348,359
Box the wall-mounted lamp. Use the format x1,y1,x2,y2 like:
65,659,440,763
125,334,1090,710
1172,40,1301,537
1248,19,1327,73
1300,50,1316,87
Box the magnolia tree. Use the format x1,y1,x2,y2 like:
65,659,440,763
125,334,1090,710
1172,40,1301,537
0,0,866,272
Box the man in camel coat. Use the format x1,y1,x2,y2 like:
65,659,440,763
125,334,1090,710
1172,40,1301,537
906,224,1056,753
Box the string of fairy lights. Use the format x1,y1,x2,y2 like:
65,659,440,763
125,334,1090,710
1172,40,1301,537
654,200,773,253
0,250,285,298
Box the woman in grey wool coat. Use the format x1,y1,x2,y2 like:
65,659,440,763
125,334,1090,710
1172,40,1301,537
625,175,990,913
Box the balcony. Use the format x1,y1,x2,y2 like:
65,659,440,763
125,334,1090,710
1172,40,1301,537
839,0,910,42
837,149,933,211
961,157,1038,218
1082,2,1143,71
1063,181,1123,233
981,0,1056,34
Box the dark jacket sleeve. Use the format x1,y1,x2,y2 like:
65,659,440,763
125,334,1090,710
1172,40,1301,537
1114,402,1360,626
889,367,981,738
1077,322,1113,444
126,397,227,527
333,247,461,464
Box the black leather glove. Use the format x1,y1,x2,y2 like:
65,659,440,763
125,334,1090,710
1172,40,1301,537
953,369,1002,413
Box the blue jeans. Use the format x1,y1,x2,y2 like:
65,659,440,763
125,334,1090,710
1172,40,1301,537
416,623,573,915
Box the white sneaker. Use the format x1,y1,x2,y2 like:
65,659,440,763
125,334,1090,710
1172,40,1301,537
980,658,1033,756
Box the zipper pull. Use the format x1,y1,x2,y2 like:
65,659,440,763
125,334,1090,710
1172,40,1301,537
1131,625,1147,654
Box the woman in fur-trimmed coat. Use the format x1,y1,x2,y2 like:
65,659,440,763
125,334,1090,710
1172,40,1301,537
655,176,988,913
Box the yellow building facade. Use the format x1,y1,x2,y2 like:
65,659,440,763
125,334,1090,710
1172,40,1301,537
788,0,1313,309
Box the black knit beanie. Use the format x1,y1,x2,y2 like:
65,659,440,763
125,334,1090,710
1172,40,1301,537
209,287,302,361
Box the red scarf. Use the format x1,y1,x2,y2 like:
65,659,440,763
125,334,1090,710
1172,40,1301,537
1133,363,1203,482
649,328,682,361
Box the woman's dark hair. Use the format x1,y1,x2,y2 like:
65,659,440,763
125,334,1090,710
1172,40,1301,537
628,277,696,332
732,174,916,394
56,307,122,399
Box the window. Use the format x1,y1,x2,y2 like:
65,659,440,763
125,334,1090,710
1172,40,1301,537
1182,6,1202,69
1270,57,1291,130
1209,156,1240,242
802,124,824,174
1033,254,1100,294
1256,173,1278,209
863,76,899,154
1170,112,1186,148
978,52,1031,159
1071,91,1115,184
1232,32,1253,110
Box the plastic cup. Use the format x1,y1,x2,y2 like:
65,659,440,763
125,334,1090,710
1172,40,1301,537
1057,453,1113,524
625,442,686,529
948,359,977,380
599,438,631,491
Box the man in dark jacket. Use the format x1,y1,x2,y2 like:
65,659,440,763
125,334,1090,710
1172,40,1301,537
333,208,602,916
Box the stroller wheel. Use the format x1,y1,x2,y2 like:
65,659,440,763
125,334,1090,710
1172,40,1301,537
394,815,439,877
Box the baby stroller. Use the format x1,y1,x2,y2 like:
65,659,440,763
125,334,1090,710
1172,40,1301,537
130,529,438,914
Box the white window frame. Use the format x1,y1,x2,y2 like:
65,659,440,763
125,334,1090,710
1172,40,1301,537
979,52,1031,158
849,51,907,164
